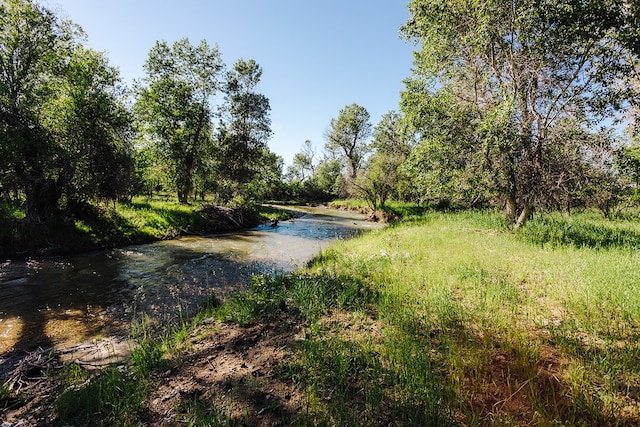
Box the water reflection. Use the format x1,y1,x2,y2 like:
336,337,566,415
0,207,376,356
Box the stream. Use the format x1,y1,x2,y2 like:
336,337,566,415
0,206,377,360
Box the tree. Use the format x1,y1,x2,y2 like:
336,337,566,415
615,141,640,205
400,90,493,207
43,46,134,206
248,149,285,201
540,119,621,216
214,59,272,200
351,111,414,210
324,103,372,181
135,38,223,203
0,0,132,220
1,0,73,220
312,158,345,200
401,0,640,228
287,140,316,182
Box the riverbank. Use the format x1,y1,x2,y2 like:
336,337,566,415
0,198,293,259
4,209,640,425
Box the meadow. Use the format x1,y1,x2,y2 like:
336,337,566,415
209,208,640,425
7,207,640,426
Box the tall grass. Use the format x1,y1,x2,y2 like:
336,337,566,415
519,210,640,249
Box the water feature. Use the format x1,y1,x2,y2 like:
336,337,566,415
0,207,377,357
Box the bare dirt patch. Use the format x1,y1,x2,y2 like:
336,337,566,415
145,317,305,426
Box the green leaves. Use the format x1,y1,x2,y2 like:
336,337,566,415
325,103,372,181
135,38,223,203
1,0,132,220
401,0,640,226
135,42,275,203
215,59,272,191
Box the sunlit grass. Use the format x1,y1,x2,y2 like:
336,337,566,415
291,210,640,425
329,198,456,221
0,196,290,257
49,207,640,425
210,209,640,425
116,197,195,239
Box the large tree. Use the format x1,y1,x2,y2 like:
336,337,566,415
401,0,640,228
214,59,272,200
0,0,132,220
135,38,223,203
324,103,372,181
0,0,71,220
44,46,134,206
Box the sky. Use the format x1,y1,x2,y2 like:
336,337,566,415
47,0,417,166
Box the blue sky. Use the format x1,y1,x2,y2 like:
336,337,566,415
49,0,416,166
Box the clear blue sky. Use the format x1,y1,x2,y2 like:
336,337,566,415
48,0,416,166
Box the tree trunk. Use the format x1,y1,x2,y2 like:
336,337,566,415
25,178,60,223
513,204,532,230
177,190,188,204
505,196,532,230
505,196,517,228
176,158,194,204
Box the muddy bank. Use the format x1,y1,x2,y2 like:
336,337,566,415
0,316,305,426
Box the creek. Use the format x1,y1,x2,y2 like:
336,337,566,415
0,206,377,359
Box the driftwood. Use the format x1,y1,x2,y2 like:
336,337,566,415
2,347,58,392
196,205,255,232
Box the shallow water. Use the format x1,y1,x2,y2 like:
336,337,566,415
0,207,376,355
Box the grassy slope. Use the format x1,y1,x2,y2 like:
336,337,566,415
0,197,286,258
43,208,640,426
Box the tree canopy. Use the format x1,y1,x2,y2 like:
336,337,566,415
215,59,272,191
134,38,223,203
0,0,133,220
4,0,640,229
324,103,372,181
401,0,640,227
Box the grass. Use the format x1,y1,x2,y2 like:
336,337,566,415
518,210,640,249
256,204,298,222
55,364,148,426
45,207,640,425
329,198,436,222
54,314,190,426
204,208,640,425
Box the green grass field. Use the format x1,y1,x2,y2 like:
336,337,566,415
213,209,640,425
47,207,640,425
0,196,287,257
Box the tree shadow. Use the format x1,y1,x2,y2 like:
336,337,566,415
519,215,640,250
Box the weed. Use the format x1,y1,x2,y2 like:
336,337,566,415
55,365,147,426
176,396,233,427
0,383,22,411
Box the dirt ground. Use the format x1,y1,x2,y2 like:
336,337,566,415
1,316,306,426
145,318,305,426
